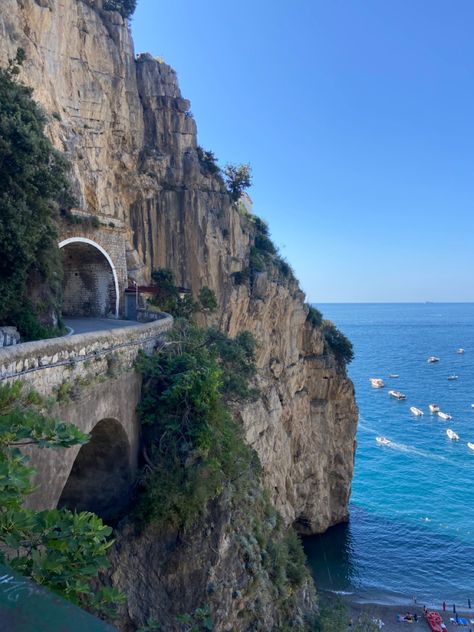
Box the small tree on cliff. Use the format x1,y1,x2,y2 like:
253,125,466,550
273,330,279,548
224,162,252,202
103,0,137,18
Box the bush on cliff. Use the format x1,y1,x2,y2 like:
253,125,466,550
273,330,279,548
150,268,218,319
103,0,137,19
322,319,354,364
224,162,252,202
135,321,259,529
0,49,72,339
0,382,124,617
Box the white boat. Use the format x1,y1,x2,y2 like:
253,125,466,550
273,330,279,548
427,356,440,363
468,442,474,451
457,348,465,354
429,404,440,413
389,374,399,378
369,378,385,388
376,436,390,446
410,406,424,417
389,390,406,400
447,375,458,381
438,411,452,421
471,404,474,409
446,429,459,441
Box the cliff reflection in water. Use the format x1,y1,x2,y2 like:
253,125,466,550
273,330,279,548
303,514,359,594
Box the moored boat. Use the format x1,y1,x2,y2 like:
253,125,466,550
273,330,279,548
389,373,399,378
376,436,390,446
425,611,446,632
389,390,406,400
457,348,465,354
369,377,385,388
447,375,458,381
446,428,459,441
468,442,474,452
429,404,440,413
428,356,440,363
410,406,423,416
437,411,452,420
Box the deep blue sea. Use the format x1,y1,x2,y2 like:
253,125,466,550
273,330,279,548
303,303,474,607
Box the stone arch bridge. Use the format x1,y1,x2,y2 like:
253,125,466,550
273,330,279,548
0,317,173,521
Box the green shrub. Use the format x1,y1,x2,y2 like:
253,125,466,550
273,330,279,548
0,382,124,617
135,322,258,529
0,50,73,334
322,320,354,364
231,269,249,286
196,146,220,175
103,0,137,18
306,305,323,328
198,286,218,312
224,163,252,202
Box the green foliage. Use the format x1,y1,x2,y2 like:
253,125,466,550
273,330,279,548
135,322,258,530
254,232,277,256
103,0,137,18
198,287,218,312
231,268,250,286
246,214,296,286
322,320,354,364
177,605,213,631
137,619,161,632
0,382,124,617
306,305,323,328
265,529,307,594
0,49,72,338
313,597,348,632
224,163,252,202
196,146,220,175
150,269,218,320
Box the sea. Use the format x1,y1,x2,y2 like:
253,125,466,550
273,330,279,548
303,303,474,608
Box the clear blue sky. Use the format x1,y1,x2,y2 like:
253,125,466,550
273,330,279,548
132,1,474,302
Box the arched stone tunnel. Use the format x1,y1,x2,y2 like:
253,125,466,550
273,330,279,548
59,237,120,318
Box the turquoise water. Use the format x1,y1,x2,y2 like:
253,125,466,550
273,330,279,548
304,303,474,607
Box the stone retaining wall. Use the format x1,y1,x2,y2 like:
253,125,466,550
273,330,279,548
0,316,173,395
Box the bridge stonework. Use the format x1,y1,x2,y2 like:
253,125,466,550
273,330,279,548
0,317,173,517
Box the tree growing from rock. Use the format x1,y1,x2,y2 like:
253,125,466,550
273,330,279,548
223,163,252,201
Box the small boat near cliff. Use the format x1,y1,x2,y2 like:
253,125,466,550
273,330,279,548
446,429,459,441
376,436,391,446
389,390,406,400
429,404,440,413
438,411,452,421
428,356,440,363
410,406,424,417
369,378,385,388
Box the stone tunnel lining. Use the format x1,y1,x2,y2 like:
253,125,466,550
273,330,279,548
59,237,120,318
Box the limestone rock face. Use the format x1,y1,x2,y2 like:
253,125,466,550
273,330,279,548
0,0,358,536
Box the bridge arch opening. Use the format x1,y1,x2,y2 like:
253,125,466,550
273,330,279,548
59,237,119,318
57,418,132,522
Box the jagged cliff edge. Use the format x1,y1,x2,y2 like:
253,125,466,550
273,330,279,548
0,0,358,628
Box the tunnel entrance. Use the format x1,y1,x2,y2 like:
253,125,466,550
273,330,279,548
59,237,119,318
57,418,132,522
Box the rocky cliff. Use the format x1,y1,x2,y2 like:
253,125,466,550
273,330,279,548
0,0,358,627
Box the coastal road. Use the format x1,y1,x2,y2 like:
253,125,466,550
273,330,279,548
64,318,141,335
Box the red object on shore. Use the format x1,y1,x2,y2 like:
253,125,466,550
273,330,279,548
425,611,446,632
